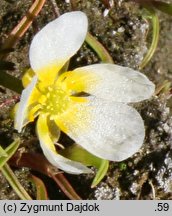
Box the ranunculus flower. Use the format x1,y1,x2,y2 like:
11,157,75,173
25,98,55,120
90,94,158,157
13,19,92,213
15,11,155,174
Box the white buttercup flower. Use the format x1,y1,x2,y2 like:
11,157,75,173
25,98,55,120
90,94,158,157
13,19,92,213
15,11,155,174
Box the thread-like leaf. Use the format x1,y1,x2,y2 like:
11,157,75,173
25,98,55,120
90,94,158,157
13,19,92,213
86,32,114,64
31,175,48,200
139,8,159,69
0,139,20,169
0,140,32,200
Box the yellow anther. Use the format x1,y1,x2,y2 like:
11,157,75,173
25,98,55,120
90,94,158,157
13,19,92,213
48,87,53,91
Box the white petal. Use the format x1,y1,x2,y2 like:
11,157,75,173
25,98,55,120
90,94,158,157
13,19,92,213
57,97,145,161
14,76,38,132
69,64,155,103
41,147,91,174
37,115,91,174
29,11,88,81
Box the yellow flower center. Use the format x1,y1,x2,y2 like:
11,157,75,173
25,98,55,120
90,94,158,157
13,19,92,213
39,85,70,116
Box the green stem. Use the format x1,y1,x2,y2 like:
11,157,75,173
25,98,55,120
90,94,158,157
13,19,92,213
0,71,23,94
1,163,32,200
139,9,159,69
86,32,114,63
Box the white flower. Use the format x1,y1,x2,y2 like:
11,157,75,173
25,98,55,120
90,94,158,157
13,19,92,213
15,11,155,174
